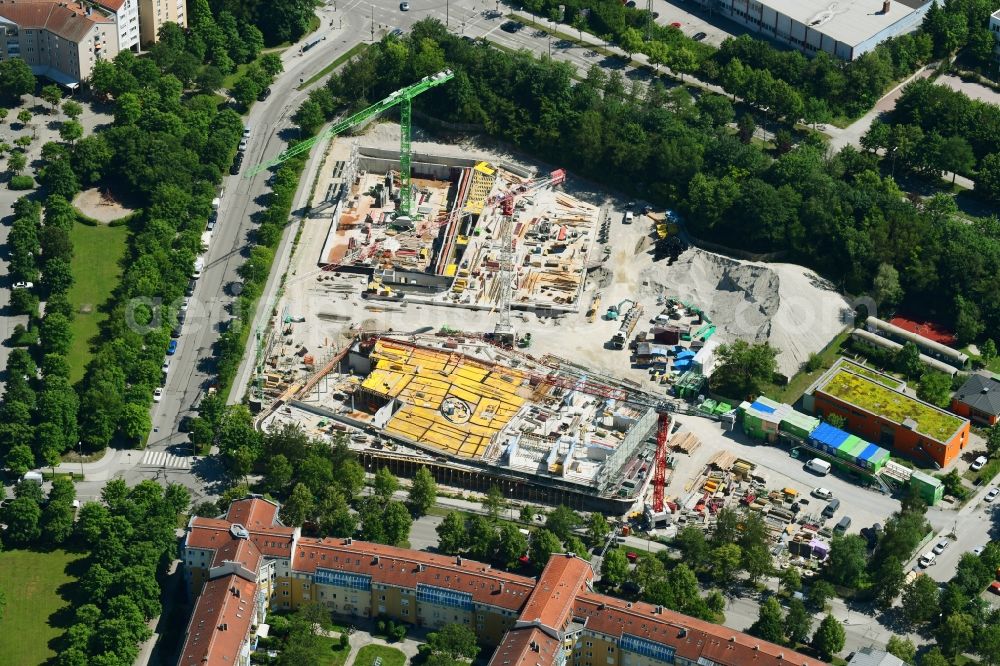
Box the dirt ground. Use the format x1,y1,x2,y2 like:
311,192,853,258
72,187,135,223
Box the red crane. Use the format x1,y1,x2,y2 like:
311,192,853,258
652,412,671,513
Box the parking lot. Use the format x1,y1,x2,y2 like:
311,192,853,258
646,0,756,47
667,415,906,536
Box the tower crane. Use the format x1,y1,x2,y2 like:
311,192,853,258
246,70,455,218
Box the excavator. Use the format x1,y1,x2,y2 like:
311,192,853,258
362,277,404,302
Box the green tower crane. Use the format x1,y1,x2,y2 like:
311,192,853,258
245,69,455,218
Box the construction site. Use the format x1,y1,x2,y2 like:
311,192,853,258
244,72,861,519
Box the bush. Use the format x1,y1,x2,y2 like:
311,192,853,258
10,322,37,346
9,174,34,190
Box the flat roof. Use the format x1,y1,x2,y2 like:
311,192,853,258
818,368,964,442
760,0,925,47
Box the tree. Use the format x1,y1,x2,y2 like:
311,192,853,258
519,505,536,523
408,466,437,516
59,120,84,145
901,573,940,625
873,262,903,310
264,454,293,495
784,598,812,646
938,612,974,658
939,135,975,184
436,512,468,555
41,84,63,112
496,523,529,567
674,525,709,568
600,549,630,588
826,535,868,589
981,338,997,368
529,529,561,567
977,153,1000,202
382,501,412,546
917,371,952,407
737,113,756,144
427,623,480,661
7,149,26,175
62,100,83,120
466,515,497,561
748,597,785,645
710,544,742,586
872,556,905,609
806,580,835,611
0,58,35,102
3,495,42,546
5,444,35,476
780,567,802,595
988,425,1000,458
373,466,399,501
710,340,778,398
894,341,923,379
316,488,356,538
618,27,643,57
119,402,152,443
16,109,32,127
43,497,76,545
587,513,610,547
920,647,952,666
482,485,507,521
886,636,916,664
545,505,580,541
280,483,314,526
812,614,845,660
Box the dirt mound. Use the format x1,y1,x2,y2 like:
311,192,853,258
640,249,851,376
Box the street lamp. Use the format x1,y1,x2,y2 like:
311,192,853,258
890,146,899,180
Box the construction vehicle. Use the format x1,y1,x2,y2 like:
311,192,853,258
605,299,634,321
610,302,644,349
246,70,455,218
586,294,601,322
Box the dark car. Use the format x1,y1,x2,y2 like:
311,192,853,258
390,27,404,37
625,0,636,6
257,87,272,101
501,20,523,32
693,31,708,41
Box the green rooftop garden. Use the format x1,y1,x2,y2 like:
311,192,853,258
839,360,904,390
821,369,962,442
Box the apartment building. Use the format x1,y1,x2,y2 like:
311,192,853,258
180,497,828,666
136,0,184,47
0,0,119,85
92,0,139,51
991,9,1000,62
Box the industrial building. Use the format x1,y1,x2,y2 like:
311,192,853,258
951,374,1000,426
261,335,665,512
803,358,970,468
178,496,827,666
695,0,931,60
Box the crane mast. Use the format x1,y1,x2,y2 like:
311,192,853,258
246,70,454,218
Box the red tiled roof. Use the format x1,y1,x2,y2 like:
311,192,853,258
211,535,262,573
0,1,110,43
93,0,126,11
518,553,592,632
226,497,281,529
575,593,826,666
489,627,560,666
178,574,257,666
186,515,295,559
292,538,535,611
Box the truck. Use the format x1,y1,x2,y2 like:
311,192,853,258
611,302,644,349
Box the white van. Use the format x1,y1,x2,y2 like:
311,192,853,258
805,458,831,476
22,471,43,484
212,197,221,210
918,551,936,568
624,211,635,224
193,257,205,279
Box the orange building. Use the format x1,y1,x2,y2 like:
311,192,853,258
179,496,828,666
805,361,970,468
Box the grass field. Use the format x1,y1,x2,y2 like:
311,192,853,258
316,635,352,666
66,221,129,382
355,645,407,666
0,549,84,666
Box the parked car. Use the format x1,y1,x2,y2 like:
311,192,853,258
811,487,833,500
400,1,410,9
991,581,1000,595
973,455,988,471
670,21,682,28
243,126,251,138
238,137,249,152
918,551,936,568
257,87,272,101
162,360,170,374
390,28,404,37
12,281,33,289
153,387,163,402
167,340,178,355
973,545,987,556
985,487,999,502
933,539,950,555
693,31,708,41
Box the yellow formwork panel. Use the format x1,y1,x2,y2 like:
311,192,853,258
449,385,484,406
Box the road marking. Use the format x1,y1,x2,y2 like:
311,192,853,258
140,450,191,469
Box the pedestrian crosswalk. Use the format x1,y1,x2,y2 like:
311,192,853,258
140,450,191,469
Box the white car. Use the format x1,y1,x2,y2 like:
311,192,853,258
243,126,251,138
238,137,248,152
12,281,33,289
973,545,986,556
181,297,190,312
933,539,950,555
986,487,999,503
972,455,988,471
812,487,833,500
153,387,163,402
162,361,170,374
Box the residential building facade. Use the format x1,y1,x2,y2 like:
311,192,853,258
180,497,828,666
92,0,140,51
0,0,119,85
136,0,185,46
990,9,1000,61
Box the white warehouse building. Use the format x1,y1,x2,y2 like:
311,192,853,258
698,0,933,60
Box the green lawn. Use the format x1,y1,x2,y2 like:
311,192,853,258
355,644,407,666
0,549,84,666
66,221,129,383
316,635,352,666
